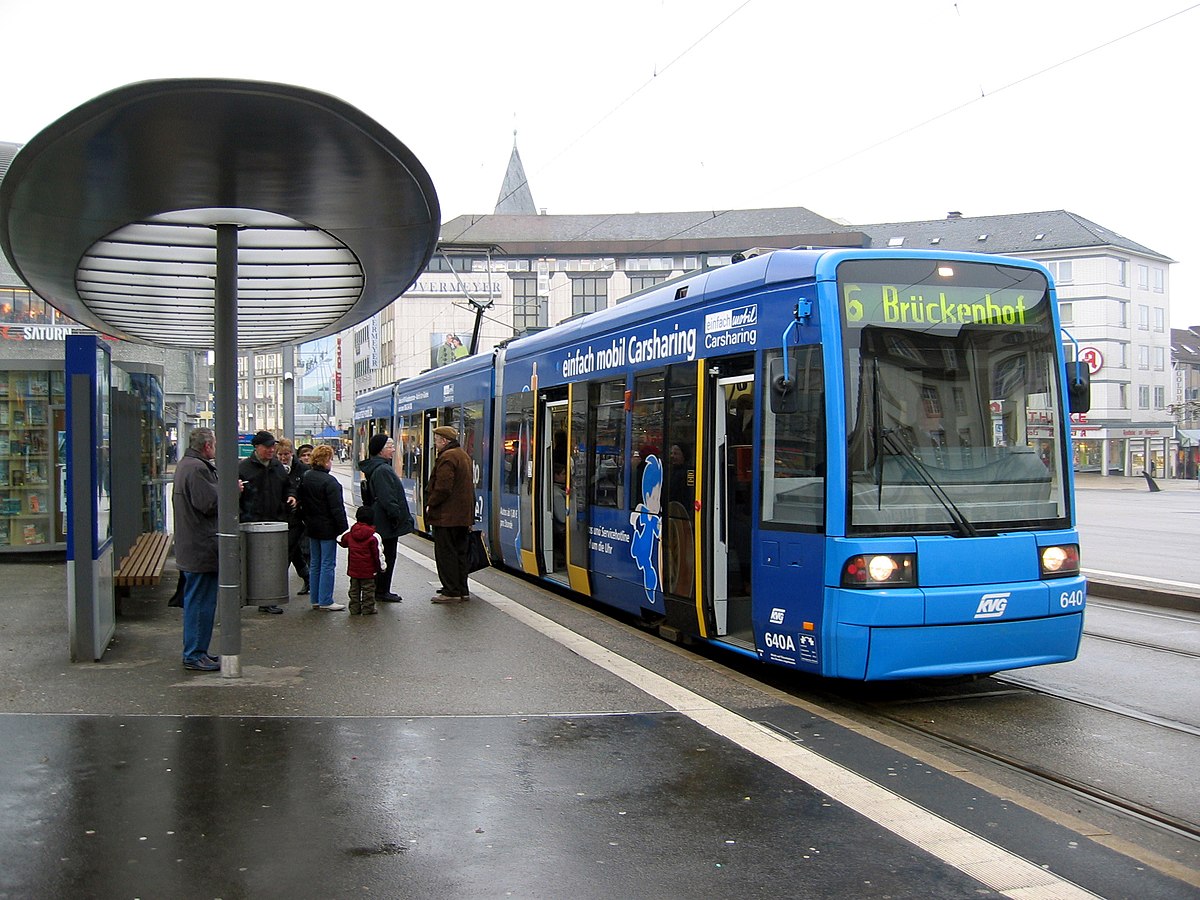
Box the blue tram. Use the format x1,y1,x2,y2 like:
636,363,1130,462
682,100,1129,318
359,248,1090,680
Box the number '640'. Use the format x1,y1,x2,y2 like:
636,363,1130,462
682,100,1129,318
1059,590,1085,608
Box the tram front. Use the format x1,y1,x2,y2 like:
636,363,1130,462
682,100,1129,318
821,254,1084,679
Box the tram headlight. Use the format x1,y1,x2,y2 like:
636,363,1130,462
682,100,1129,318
841,553,916,588
1040,544,1080,579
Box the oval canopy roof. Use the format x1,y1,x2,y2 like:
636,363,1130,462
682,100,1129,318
0,79,440,350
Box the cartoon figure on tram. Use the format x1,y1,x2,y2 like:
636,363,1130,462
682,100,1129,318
630,452,663,601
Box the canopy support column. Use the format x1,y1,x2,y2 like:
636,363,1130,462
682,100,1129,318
215,223,243,677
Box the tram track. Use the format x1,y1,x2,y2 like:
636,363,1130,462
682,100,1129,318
1082,630,1200,661
705,641,1200,849
846,687,1200,845
991,672,1200,737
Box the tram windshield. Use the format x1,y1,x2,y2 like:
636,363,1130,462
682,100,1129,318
839,258,1068,536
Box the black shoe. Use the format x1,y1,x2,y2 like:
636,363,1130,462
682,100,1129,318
297,584,310,596
377,593,402,603
259,605,284,614
183,657,219,672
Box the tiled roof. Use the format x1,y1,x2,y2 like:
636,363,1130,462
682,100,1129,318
1171,327,1200,365
441,206,860,254
855,210,1172,261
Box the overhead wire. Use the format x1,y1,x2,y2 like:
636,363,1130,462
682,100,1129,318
492,0,757,215
389,3,1199,382
629,2,1200,255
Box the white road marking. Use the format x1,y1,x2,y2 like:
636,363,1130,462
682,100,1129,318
399,544,1098,899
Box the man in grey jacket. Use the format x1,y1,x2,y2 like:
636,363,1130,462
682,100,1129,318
173,428,221,672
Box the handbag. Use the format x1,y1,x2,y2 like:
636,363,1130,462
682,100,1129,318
466,529,490,573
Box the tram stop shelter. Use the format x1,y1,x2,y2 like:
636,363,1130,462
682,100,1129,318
0,79,441,673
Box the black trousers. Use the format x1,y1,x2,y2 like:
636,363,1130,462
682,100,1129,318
287,523,309,581
374,535,399,596
432,525,470,598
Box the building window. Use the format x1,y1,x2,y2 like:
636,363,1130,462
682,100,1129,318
1138,265,1149,289
1047,260,1073,283
1138,305,1149,330
1116,300,1128,328
1138,346,1149,370
1154,386,1165,408
1115,342,1128,368
1138,385,1150,409
1155,347,1165,370
1059,302,1073,324
1116,258,1128,286
1118,383,1129,409
570,276,608,316
624,273,668,299
1154,307,1165,332
1153,268,1164,293
511,276,545,333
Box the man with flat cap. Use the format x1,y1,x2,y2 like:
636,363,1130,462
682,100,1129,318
238,430,297,614
426,425,477,603
358,432,413,603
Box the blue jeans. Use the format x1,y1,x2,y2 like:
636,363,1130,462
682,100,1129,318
309,538,338,606
181,571,218,663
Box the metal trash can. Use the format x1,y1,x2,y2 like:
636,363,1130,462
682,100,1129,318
240,522,290,606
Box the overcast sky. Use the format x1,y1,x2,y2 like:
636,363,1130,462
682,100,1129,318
3,0,1197,324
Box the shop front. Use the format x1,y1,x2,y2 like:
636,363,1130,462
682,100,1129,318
1072,421,1178,478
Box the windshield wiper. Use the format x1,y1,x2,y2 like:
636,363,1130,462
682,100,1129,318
878,429,979,538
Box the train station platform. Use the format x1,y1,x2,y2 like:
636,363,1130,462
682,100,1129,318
2,529,1196,898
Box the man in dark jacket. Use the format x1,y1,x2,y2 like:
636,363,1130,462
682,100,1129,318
426,425,476,603
173,428,221,671
237,430,296,614
358,433,413,602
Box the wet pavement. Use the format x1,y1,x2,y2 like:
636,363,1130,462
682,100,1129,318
0,712,996,899
0,466,1197,897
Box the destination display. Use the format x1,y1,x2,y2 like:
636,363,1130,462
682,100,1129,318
841,281,1048,330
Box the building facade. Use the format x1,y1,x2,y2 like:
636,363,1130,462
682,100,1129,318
5,137,1189,479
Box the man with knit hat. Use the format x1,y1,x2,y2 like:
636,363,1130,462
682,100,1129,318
358,432,413,602
426,425,477,603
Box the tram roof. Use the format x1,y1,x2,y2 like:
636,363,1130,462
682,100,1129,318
0,80,440,350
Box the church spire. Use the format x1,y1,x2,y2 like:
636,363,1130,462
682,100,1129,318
494,131,537,215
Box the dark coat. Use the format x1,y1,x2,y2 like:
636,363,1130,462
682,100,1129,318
172,448,219,573
298,465,349,540
358,455,414,540
238,454,294,522
425,441,475,527
284,458,309,534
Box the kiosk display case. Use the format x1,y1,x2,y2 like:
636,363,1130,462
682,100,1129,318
0,367,65,549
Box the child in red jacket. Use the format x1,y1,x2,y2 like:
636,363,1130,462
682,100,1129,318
338,507,385,615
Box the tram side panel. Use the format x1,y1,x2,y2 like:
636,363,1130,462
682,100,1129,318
391,356,496,550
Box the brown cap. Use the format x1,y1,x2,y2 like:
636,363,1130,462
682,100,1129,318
433,426,458,441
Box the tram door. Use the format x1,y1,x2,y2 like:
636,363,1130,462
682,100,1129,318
711,375,755,641
542,400,569,582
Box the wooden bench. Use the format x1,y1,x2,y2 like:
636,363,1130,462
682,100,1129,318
114,531,174,588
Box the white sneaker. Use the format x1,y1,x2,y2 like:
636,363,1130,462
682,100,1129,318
319,603,347,611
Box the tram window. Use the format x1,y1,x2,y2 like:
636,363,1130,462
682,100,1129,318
503,391,537,555
762,346,826,530
458,401,484,485
592,379,626,508
398,415,421,481
631,373,664,506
